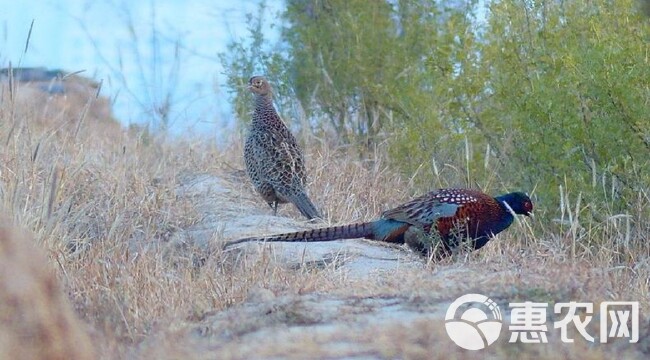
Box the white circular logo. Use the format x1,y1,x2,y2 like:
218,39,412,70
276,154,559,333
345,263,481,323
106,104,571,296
445,294,503,350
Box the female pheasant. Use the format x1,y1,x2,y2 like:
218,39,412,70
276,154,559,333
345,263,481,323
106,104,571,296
244,76,321,219
225,188,533,258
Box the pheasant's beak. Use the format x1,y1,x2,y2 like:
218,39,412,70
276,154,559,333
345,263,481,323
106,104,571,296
526,212,534,219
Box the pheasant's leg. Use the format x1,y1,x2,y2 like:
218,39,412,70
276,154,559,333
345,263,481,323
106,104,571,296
273,201,278,216
403,227,428,255
404,227,449,259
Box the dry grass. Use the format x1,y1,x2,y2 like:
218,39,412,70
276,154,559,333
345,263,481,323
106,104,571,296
0,81,648,359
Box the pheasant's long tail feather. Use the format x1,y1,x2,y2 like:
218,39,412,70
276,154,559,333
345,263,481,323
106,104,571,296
224,222,375,248
290,192,321,220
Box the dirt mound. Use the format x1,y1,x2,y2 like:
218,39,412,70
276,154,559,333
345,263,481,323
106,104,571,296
170,173,423,277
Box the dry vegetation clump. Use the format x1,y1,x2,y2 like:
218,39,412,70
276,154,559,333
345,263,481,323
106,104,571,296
0,217,95,360
0,80,648,359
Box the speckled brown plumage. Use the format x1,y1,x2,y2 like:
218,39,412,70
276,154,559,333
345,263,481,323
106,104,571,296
244,76,321,219
225,188,533,258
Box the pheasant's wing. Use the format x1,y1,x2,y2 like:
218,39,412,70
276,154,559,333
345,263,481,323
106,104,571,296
258,125,307,190
381,193,459,228
278,129,307,185
381,189,488,228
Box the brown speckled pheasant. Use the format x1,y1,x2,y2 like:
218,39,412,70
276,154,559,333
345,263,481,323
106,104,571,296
244,75,320,219
225,188,533,258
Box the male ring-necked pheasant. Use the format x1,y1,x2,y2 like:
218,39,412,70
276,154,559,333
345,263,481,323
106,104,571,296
225,188,532,257
244,76,321,219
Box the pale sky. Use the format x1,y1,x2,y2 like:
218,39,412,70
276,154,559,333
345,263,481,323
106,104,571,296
0,0,283,137
0,0,489,138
